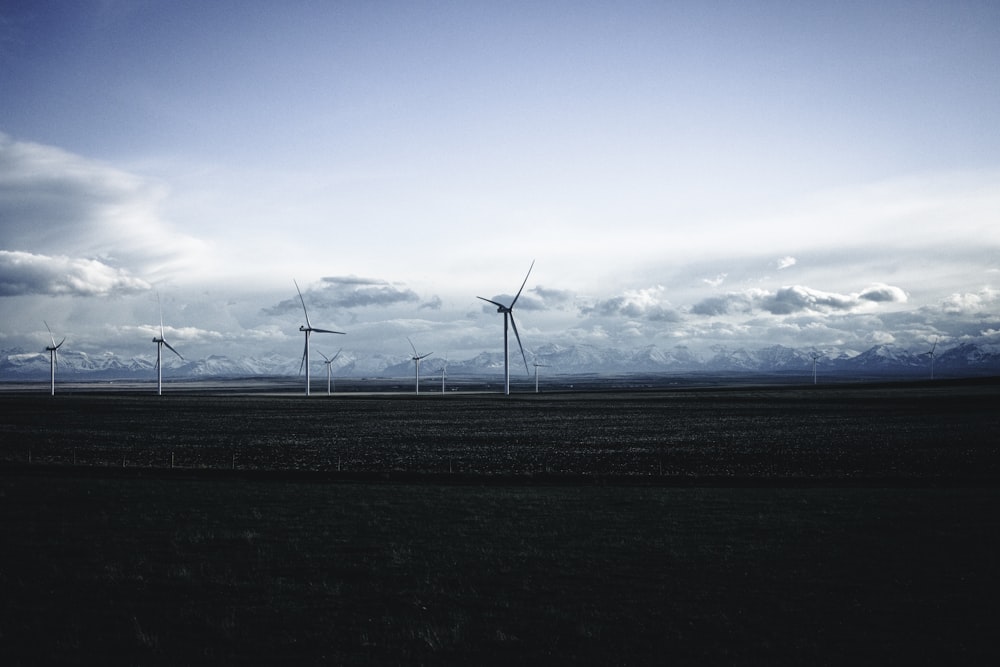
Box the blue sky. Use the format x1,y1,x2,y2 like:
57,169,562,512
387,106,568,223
2,1,999,368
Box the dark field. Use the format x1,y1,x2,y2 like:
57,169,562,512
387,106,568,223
2,381,999,664
2,379,999,478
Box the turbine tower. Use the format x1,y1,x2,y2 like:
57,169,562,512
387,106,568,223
318,348,342,395
408,337,432,394
43,321,64,396
295,280,345,396
477,260,534,396
152,295,183,396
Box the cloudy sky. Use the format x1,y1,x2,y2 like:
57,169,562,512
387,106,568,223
2,0,999,368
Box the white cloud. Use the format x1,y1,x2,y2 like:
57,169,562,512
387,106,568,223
702,273,727,287
580,285,682,322
939,287,999,315
0,250,150,296
776,256,797,270
0,133,207,281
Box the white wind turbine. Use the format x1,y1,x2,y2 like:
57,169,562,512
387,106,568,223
532,355,550,394
810,351,822,385
441,353,449,394
318,348,342,395
925,338,938,380
152,295,183,396
407,337,432,394
477,260,534,396
43,321,65,396
295,280,345,396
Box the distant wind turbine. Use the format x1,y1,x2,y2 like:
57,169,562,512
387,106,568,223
407,337,432,394
294,280,345,396
441,353,449,394
532,356,550,394
318,348,342,395
477,260,534,396
152,295,183,396
924,338,938,380
43,321,64,396
810,352,822,385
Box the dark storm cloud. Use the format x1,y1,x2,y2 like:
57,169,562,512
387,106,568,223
0,250,150,296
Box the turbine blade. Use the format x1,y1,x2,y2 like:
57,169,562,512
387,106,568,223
332,348,342,361
157,292,165,339
294,279,312,329
44,320,57,348
162,340,183,360
408,337,418,356
299,337,308,375
317,350,330,362
55,338,65,349
509,312,530,374
510,259,535,308
311,328,345,335
419,352,433,360
477,296,505,308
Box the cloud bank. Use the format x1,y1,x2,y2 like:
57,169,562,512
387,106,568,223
0,250,150,296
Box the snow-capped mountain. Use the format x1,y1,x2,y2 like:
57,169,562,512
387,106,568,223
846,344,926,371
3,341,999,381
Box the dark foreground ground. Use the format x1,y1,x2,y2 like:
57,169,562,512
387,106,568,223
1,380,999,664
2,378,999,479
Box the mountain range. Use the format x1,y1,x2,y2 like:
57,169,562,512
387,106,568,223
3,342,999,381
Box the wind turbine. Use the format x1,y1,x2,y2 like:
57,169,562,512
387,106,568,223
925,338,938,380
294,280,345,396
810,352,822,385
477,260,534,396
152,295,183,396
407,337,432,394
532,355,549,394
318,348,342,395
43,321,64,396
441,353,449,394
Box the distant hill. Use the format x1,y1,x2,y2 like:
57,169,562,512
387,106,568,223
3,342,999,381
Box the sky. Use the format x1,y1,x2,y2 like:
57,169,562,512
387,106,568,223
2,0,999,370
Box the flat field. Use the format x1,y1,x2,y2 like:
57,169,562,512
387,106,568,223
2,379,999,478
1,381,999,664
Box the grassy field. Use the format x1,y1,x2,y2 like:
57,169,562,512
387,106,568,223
2,381,999,664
